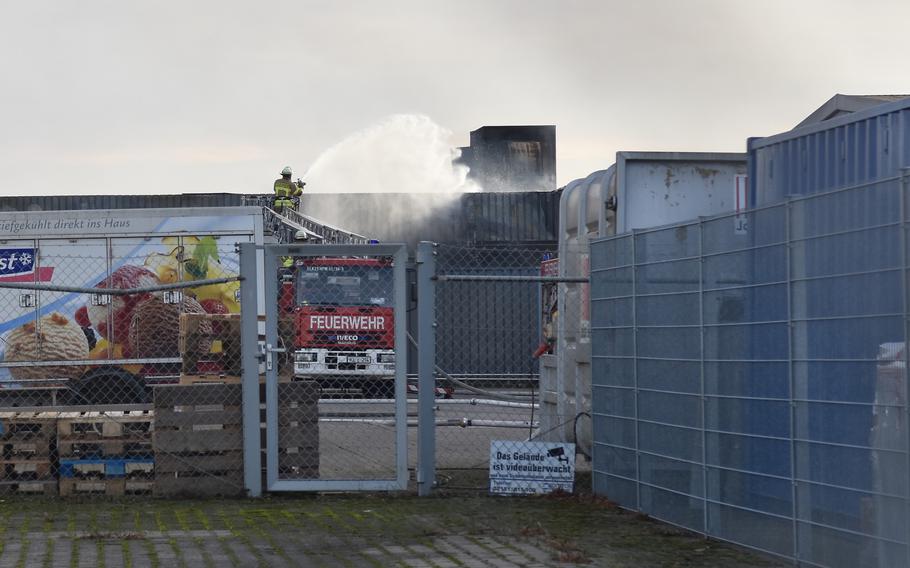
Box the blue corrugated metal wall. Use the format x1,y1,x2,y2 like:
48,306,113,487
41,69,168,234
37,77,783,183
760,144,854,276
749,98,910,206
591,173,910,568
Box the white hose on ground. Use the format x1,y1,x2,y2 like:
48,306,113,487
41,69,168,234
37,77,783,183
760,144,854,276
407,332,535,402
319,417,538,428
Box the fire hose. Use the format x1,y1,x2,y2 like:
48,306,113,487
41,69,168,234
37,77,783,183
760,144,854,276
406,332,534,402
319,417,537,428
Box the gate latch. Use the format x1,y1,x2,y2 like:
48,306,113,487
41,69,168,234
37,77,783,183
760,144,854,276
264,343,286,371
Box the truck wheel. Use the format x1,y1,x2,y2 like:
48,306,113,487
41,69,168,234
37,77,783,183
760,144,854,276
67,368,150,405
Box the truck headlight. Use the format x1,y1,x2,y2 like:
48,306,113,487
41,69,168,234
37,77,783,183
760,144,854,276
295,352,317,363
377,353,395,363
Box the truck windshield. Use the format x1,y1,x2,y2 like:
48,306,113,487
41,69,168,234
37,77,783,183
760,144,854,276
296,264,394,307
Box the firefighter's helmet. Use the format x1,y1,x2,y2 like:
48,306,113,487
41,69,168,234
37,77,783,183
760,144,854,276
281,166,292,176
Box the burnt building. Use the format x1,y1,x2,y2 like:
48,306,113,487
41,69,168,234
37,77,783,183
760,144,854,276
457,125,556,192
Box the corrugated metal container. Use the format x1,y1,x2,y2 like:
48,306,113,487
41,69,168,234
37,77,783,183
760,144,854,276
461,125,558,192
749,97,910,206
461,190,560,244
748,99,910,537
540,152,747,446
0,193,254,212
301,191,560,246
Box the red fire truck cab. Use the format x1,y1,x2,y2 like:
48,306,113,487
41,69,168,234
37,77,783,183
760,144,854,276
281,257,396,397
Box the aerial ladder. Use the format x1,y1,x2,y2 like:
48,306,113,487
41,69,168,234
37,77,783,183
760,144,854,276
240,195,370,244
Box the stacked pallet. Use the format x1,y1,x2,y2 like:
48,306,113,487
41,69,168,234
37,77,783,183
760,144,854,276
153,382,320,496
270,382,320,480
179,312,241,375
153,383,245,497
178,312,295,380
178,374,241,385
0,411,58,495
56,410,154,496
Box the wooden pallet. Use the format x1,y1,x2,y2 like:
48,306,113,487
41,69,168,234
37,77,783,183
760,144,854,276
179,313,241,375
153,382,321,494
57,439,153,458
0,459,54,481
0,411,58,436
260,382,320,481
59,478,153,496
154,452,245,497
57,410,153,438
0,411,58,462
59,458,155,479
271,450,320,480
57,410,154,459
178,313,240,351
179,374,241,385
2,440,53,459
0,480,57,495
153,384,244,496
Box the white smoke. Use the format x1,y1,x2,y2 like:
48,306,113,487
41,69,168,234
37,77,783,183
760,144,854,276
303,114,480,194
299,114,480,243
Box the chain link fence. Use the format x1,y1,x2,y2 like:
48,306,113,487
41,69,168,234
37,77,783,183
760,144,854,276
0,236,248,496
591,172,910,568
431,243,585,492
270,249,401,486
0,236,584,497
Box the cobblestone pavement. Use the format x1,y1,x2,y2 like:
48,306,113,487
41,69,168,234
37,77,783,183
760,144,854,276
0,493,786,567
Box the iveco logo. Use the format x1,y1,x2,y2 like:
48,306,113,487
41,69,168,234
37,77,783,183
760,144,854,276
336,334,359,342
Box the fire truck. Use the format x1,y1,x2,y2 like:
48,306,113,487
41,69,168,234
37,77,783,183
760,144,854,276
280,257,396,398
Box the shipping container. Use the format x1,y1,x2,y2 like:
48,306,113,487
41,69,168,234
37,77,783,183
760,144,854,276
457,125,558,192
749,95,910,206
0,207,264,390
589,172,910,567
748,97,910,554
301,190,561,247
540,152,747,449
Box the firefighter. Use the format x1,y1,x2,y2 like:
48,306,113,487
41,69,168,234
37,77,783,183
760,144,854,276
273,166,304,213
280,255,295,279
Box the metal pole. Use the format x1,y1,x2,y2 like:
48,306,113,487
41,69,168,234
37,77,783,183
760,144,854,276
631,231,641,511
698,219,708,537
416,242,437,496
263,246,280,491
901,168,910,568
393,245,409,489
239,242,262,497
0,276,240,295
785,200,798,562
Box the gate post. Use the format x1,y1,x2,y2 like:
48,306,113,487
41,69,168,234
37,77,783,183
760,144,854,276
239,242,262,497
416,242,437,496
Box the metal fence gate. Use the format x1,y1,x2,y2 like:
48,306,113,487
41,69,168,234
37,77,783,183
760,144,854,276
415,242,583,494
242,243,409,494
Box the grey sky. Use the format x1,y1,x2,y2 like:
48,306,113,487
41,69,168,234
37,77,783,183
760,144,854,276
1,0,907,196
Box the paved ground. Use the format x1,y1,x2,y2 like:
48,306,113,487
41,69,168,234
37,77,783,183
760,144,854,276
0,491,786,568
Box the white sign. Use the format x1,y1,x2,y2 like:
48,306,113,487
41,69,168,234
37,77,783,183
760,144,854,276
734,174,749,235
489,440,575,495
0,211,258,237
